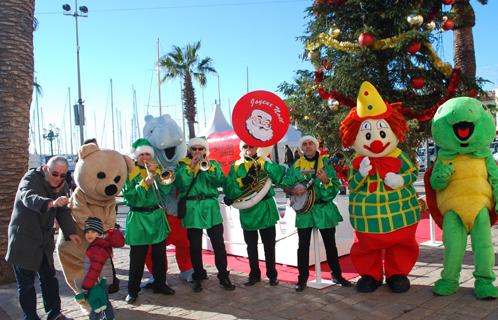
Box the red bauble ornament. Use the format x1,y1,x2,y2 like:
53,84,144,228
467,88,478,97
407,41,421,54
328,0,346,4
442,19,454,31
321,59,332,70
411,76,425,89
358,32,375,47
442,0,455,5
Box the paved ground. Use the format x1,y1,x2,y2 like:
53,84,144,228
1,228,497,320
1,174,498,319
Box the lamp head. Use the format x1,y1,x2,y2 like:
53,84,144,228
62,4,71,12
79,6,88,13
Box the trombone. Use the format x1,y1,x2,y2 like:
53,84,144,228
143,160,176,210
144,160,176,185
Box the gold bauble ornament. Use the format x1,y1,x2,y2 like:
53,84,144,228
425,21,436,31
407,13,424,27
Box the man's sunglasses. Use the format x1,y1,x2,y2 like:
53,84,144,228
51,172,67,179
191,147,205,151
242,145,255,149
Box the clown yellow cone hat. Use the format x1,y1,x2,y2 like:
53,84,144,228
354,81,392,120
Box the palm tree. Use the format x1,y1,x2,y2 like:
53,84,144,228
0,0,35,284
160,41,216,139
452,0,488,89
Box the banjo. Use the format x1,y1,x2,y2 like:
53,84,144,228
288,157,330,214
289,178,316,214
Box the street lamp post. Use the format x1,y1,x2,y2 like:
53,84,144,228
43,125,60,157
63,1,88,145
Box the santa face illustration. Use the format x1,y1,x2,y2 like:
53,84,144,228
245,109,273,142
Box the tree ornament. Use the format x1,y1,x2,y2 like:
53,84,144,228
407,13,424,28
327,0,346,5
327,27,341,38
407,41,421,54
322,59,332,70
358,32,375,47
467,88,478,97
441,0,455,5
411,76,425,89
425,21,436,31
328,98,339,110
442,18,454,31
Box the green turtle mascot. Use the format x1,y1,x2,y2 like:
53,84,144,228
425,97,498,299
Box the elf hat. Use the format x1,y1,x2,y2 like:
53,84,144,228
299,134,319,153
131,138,155,159
84,217,104,235
353,81,393,120
188,136,209,156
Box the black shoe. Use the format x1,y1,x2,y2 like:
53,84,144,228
219,277,236,291
125,294,137,304
244,278,261,287
153,284,175,295
201,269,209,280
356,275,383,293
332,275,352,287
141,276,154,289
386,275,410,293
191,281,203,293
295,282,306,292
269,278,279,286
107,277,120,294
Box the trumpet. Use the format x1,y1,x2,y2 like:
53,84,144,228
199,156,211,171
144,160,176,185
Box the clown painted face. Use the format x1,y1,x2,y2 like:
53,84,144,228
245,109,273,142
353,118,399,158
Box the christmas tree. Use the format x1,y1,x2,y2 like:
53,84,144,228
281,0,475,155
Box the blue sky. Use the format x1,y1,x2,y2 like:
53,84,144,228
32,0,498,155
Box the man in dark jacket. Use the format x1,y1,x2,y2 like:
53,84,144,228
5,156,82,320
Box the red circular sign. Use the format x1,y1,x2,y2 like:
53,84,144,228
232,90,290,147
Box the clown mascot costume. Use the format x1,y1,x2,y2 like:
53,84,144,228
339,81,420,293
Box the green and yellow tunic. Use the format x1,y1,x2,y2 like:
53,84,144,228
282,154,343,229
175,158,226,229
348,148,420,234
224,157,286,231
123,164,171,246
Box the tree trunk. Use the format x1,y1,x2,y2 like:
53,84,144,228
452,0,476,88
183,72,197,139
0,0,35,284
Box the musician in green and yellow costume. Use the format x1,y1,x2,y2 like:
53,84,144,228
224,141,287,287
123,138,174,304
175,136,235,293
429,97,498,299
282,135,352,292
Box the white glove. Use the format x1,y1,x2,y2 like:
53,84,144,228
358,157,372,177
384,172,404,189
